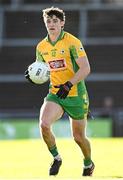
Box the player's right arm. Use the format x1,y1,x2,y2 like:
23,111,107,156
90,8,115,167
36,43,45,62
25,42,44,83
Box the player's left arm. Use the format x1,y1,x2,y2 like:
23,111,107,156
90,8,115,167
54,56,90,99
55,40,91,99
69,55,91,85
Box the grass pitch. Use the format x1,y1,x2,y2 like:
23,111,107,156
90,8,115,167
0,138,123,180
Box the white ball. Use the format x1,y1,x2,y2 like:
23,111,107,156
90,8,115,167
28,61,50,84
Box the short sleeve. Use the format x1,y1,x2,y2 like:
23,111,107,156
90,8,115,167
36,45,45,62
69,39,87,60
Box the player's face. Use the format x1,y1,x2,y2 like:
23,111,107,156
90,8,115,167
44,15,65,36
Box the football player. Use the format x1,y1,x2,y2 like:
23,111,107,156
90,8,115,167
26,6,95,176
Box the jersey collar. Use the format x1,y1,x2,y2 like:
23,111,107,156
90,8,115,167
46,30,65,46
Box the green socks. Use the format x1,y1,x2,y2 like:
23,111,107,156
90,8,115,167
49,144,59,157
84,158,92,166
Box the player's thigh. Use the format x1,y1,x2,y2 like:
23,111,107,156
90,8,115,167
39,101,64,127
71,118,87,137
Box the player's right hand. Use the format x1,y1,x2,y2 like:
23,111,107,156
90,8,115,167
24,69,35,84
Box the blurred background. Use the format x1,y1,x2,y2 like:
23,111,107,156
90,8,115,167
0,0,123,139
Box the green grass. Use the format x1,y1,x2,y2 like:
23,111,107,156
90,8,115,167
0,138,123,180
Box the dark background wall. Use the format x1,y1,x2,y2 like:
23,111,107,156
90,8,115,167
0,0,123,117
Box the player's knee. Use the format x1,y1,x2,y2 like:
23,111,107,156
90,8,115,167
73,132,85,145
74,135,82,145
40,121,50,133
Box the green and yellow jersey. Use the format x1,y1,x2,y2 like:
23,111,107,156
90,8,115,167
36,30,87,97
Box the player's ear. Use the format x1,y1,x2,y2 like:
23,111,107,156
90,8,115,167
61,20,65,28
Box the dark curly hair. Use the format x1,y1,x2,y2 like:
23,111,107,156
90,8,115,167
43,7,65,22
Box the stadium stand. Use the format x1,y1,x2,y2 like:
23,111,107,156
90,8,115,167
0,46,35,74
4,11,79,39
88,10,123,37
86,45,123,73
23,0,87,4
0,0,11,5
0,0,123,124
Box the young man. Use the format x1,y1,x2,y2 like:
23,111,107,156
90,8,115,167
26,7,95,176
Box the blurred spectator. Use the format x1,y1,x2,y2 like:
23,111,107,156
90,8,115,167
100,96,114,118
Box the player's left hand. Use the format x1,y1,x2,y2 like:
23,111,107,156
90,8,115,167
54,81,73,99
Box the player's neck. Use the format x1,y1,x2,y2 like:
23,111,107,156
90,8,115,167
49,31,61,43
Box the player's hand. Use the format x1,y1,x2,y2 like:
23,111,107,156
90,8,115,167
24,69,35,84
54,81,73,99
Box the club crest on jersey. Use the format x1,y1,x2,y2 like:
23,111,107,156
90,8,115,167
48,59,67,71
51,49,57,57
